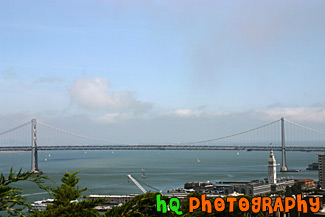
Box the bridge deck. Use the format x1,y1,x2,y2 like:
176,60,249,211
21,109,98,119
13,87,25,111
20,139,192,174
0,145,324,152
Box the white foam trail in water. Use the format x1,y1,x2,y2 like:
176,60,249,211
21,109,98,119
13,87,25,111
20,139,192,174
22,192,49,197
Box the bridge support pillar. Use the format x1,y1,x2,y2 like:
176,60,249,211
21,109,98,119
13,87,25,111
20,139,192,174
280,117,288,172
30,119,41,174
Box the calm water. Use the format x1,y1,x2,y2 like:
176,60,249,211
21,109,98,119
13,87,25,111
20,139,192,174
0,150,319,203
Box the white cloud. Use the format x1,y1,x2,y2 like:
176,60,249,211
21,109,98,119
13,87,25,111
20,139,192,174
93,112,147,124
69,77,151,113
168,109,202,117
167,108,231,118
259,107,325,123
2,106,325,144
94,113,120,124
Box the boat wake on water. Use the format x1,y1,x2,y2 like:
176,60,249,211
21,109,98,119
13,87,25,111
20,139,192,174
22,192,49,197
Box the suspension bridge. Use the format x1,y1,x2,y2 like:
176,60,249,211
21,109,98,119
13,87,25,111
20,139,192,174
1,117,325,174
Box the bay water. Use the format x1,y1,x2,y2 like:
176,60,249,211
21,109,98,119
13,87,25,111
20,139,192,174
0,150,319,203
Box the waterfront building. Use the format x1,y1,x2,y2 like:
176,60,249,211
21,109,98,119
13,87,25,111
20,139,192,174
88,195,135,205
184,181,215,193
216,178,295,196
296,178,315,187
213,150,294,196
318,154,325,189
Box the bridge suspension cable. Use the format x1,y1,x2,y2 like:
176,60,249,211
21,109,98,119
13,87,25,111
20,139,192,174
37,121,135,146
0,121,30,136
0,118,283,147
284,118,325,135
177,119,281,146
1,118,325,149
0,120,31,147
36,119,281,147
283,118,325,147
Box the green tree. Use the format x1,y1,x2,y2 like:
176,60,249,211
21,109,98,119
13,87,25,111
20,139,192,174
291,183,302,195
285,183,302,196
0,168,48,217
285,185,293,197
30,171,102,217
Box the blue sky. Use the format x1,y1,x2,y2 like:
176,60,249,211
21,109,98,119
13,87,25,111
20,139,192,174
1,0,325,142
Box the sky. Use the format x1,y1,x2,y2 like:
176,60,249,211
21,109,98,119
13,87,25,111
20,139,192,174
1,0,325,143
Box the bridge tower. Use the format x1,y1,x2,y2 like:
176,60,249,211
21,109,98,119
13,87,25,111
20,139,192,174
280,117,288,172
31,119,41,174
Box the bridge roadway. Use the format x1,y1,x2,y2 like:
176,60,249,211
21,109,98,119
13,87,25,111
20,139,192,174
1,145,325,152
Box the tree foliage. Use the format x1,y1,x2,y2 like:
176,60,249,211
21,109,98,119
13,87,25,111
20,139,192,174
285,183,302,196
0,169,267,217
0,168,48,216
30,171,102,217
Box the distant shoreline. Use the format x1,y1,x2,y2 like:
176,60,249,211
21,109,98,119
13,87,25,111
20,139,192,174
0,151,30,154
0,151,50,154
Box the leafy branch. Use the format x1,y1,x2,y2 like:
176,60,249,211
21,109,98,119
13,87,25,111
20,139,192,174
0,168,50,216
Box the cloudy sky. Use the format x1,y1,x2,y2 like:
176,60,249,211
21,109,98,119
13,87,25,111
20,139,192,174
1,0,325,143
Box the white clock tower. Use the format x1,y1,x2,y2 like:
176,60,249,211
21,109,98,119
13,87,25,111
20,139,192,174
268,144,277,184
